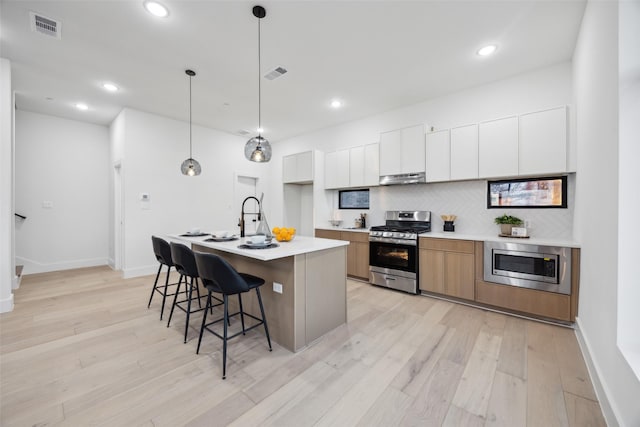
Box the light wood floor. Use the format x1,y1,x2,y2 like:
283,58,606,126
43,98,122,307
0,266,606,426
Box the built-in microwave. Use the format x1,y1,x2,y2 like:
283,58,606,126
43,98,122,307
483,241,571,295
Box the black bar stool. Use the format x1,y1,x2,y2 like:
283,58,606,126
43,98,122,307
194,252,272,379
148,236,182,320
167,242,223,343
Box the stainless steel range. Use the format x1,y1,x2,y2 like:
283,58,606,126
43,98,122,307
369,211,431,294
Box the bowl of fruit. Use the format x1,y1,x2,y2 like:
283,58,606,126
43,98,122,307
273,227,296,242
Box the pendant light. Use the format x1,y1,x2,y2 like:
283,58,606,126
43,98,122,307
244,5,272,162
181,69,202,176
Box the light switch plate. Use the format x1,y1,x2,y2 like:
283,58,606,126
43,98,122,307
273,282,283,294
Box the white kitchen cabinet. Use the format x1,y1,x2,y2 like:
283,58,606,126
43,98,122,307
379,124,425,176
363,143,380,187
478,116,518,178
450,124,479,181
326,144,379,189
283,150,314,184
401,125,426,174
379,129,402,175
325,149,350,189
349,146,365,187
519,106,567,175
425,129,450,182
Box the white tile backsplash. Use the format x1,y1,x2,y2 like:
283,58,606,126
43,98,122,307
335,175,575,239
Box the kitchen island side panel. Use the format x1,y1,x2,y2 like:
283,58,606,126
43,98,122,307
305,246,347,344
193,245,297,351
193,244,347,352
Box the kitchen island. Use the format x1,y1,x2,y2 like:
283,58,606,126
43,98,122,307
168,234,349,352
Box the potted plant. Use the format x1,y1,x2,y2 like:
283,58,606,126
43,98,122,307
494,214,523,235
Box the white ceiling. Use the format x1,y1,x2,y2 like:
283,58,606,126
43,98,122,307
1,1,586,142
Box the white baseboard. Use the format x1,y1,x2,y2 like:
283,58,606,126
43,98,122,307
16,256,108,275
123,264,158,279
107,258,116,269
574,316,618,426
12,274,20,290
0,293,14,313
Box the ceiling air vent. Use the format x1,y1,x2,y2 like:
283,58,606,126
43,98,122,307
30,12,61,39
264,67,287,81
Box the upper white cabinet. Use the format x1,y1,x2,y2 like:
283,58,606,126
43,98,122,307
363,143,380,187
478,116,519,179
326,143,380,189
379,129,402,175
519,106,567,175
379,124,425,176
325,149,350,189
349,146,365,187
283,150,314,184
450,124,479,181
425,130,451,182
401,125,426,174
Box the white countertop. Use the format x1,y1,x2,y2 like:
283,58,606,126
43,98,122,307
167,234,349,261
420,231,580,248
315,226,579,248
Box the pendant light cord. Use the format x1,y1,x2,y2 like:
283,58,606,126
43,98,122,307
189,74,193,158
258,16,262,137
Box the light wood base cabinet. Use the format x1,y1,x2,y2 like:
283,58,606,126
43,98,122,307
315,229,369,280
418,238,475,300
475,280,571,322
473,242,580,322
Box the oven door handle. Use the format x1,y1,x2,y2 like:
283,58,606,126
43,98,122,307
384,276,396,281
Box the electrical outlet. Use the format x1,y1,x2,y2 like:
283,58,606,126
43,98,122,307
273,282,283,294
42,201,53,208
524,220,531,228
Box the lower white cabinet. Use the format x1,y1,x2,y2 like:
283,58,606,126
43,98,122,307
450,124,479,181
283,151,314,184
478,116,519,179
425,129,451,182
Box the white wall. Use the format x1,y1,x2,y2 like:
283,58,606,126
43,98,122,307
116,108,269,278
0,57,14,313
268,62,574,237
108,110,126,268
14,111,110,274
617,0,640,381
572,1,640,426
364,177,575,238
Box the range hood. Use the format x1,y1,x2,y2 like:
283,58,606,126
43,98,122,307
379,172,426,186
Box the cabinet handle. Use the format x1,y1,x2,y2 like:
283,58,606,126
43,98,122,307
385,276,396,281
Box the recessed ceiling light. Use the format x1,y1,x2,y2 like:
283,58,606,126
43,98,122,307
102,82,119,92
143,1,169,18
330,100,342,108
477,45,497,56
75,103,88,111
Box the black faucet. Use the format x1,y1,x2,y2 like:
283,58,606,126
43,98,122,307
239,196,261,237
